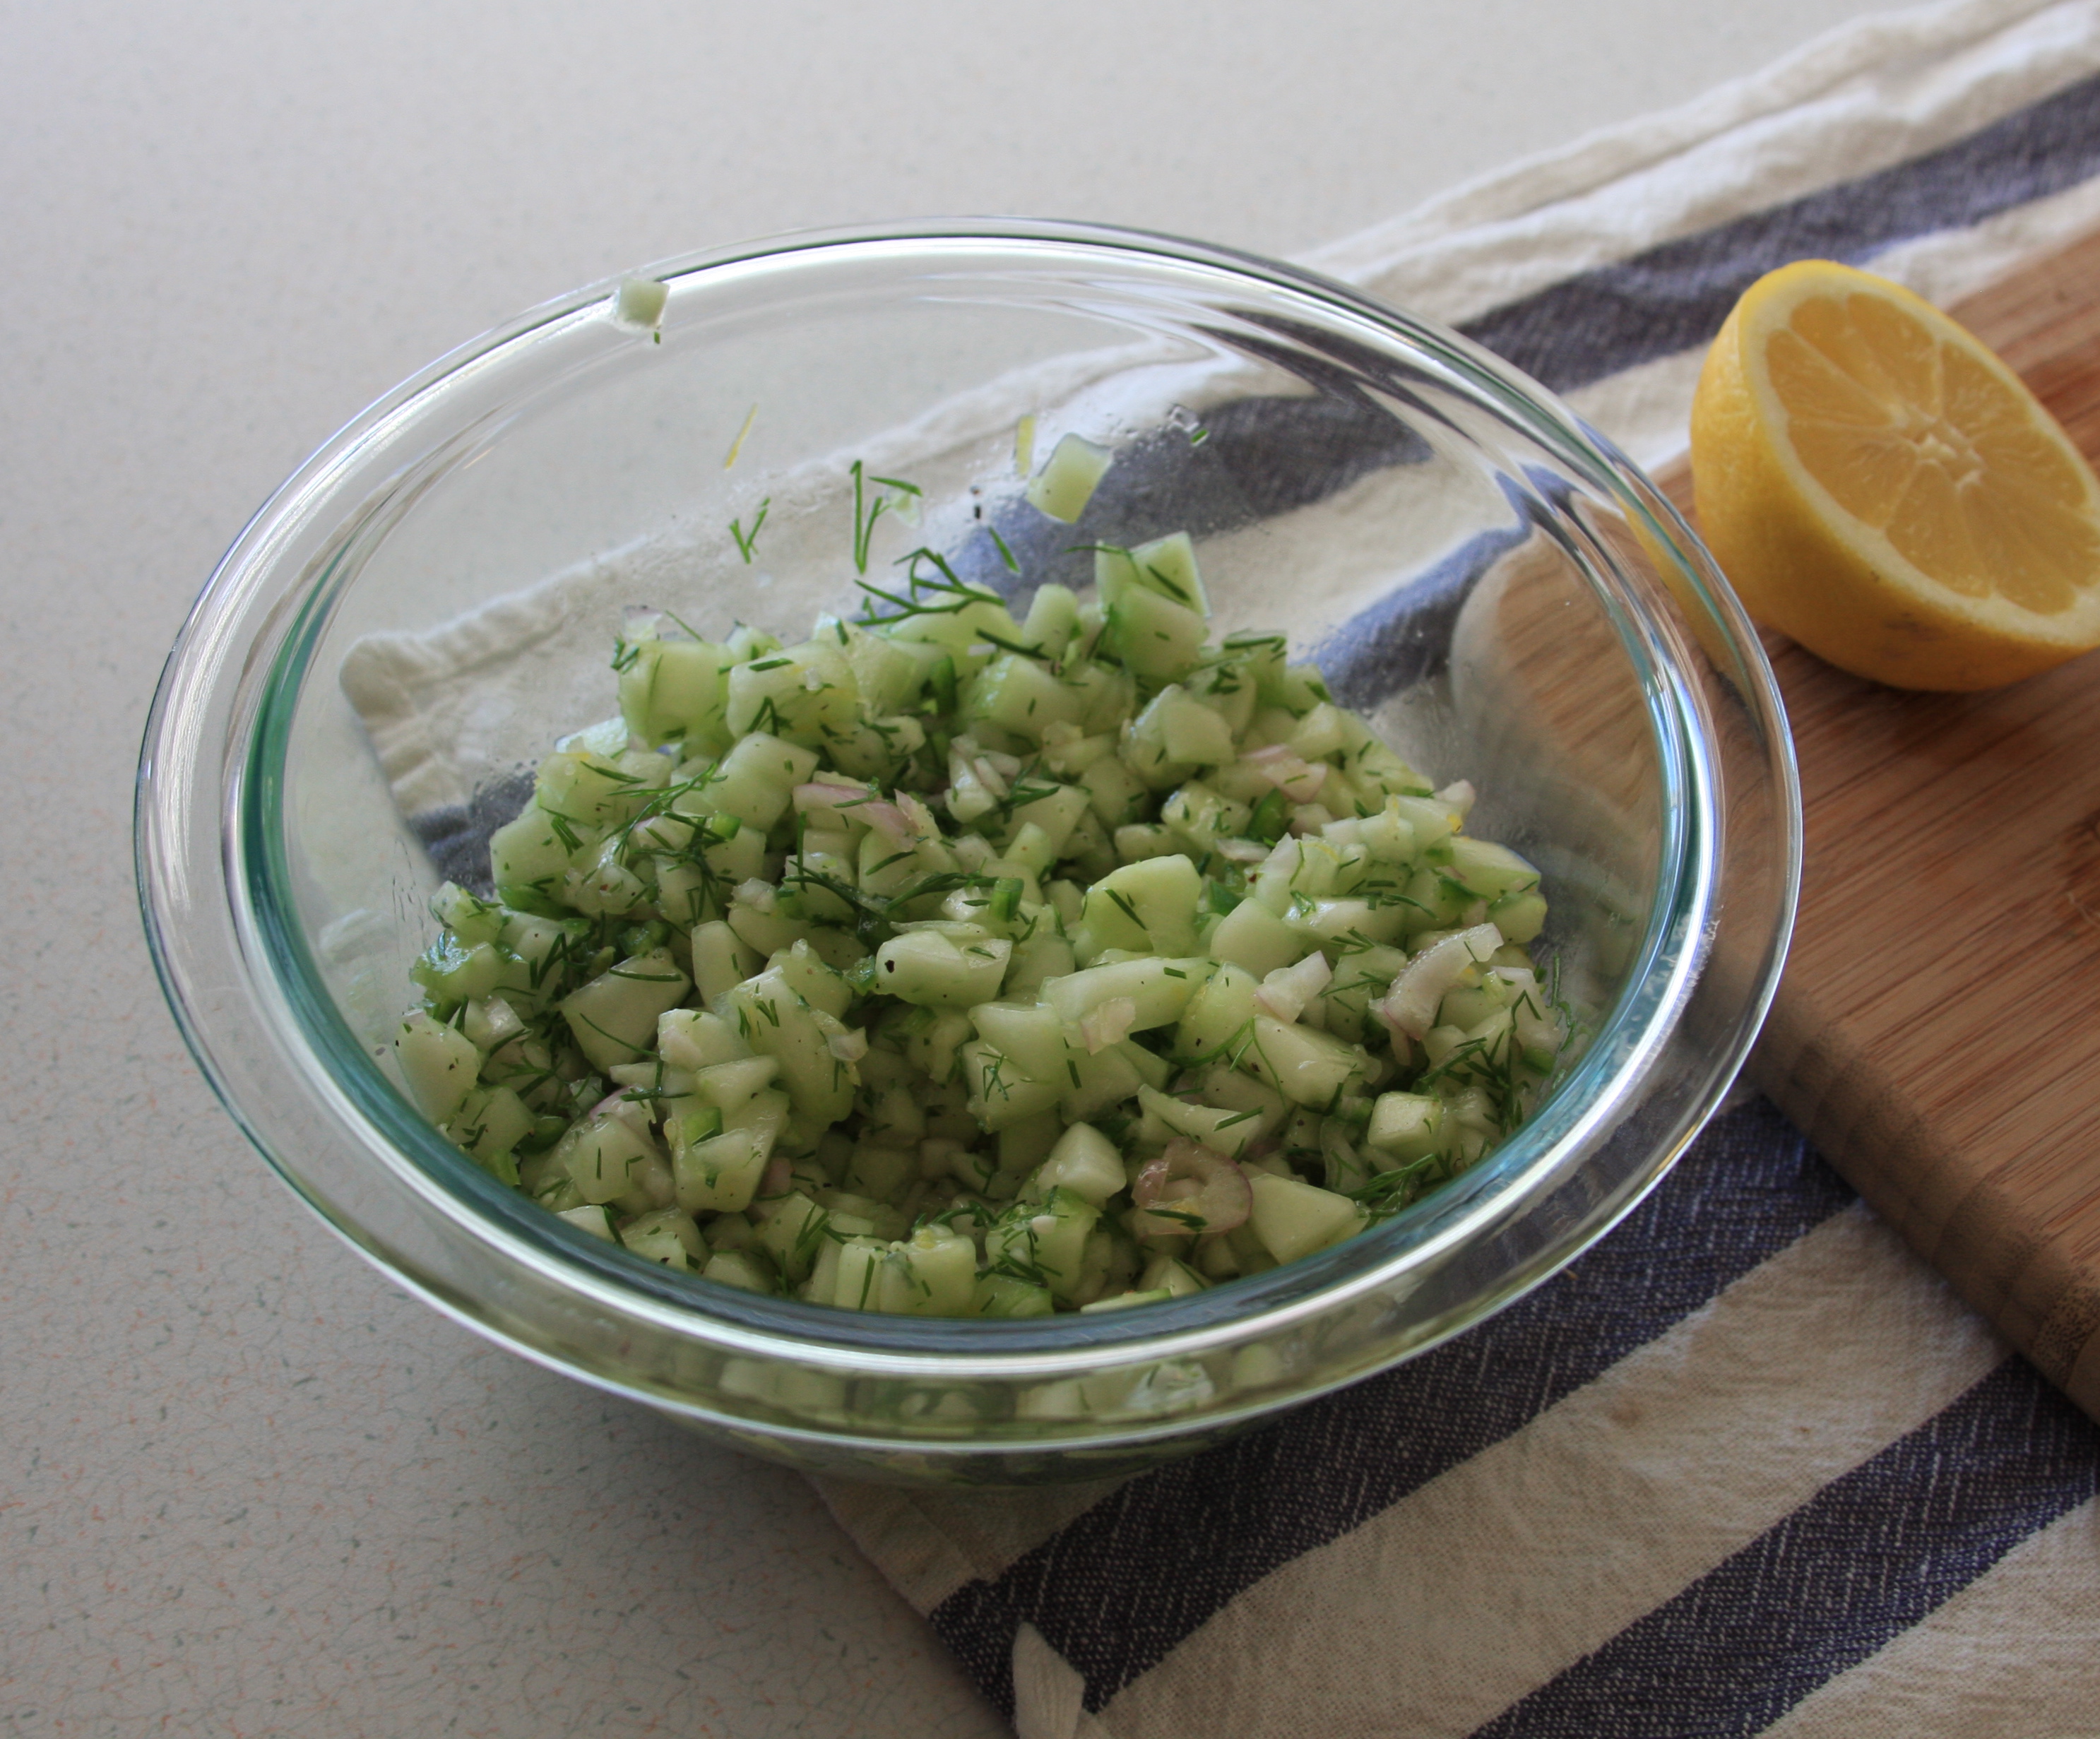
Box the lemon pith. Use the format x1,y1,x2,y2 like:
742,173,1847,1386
1689,259,2100,691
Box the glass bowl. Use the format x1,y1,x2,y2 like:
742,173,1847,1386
136,220,1798,1485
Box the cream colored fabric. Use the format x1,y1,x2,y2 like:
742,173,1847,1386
1098,1206,2002,1738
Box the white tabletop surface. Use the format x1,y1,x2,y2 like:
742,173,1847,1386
4,3,1892,1733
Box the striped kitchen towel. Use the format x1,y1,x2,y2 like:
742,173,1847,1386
813,4,2100,1733
824,1104,2099,1736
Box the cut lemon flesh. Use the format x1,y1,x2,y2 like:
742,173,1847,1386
1690,259,2100,689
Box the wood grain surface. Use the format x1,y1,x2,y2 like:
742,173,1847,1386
1648,227,2100,1420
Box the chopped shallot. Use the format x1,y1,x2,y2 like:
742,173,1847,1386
753,1154,795,1208
1245,742,1329,802
895,791,939,843
1078,995,1138,1055
1130,1139,1254,1238
793,780,872,815
1253,951,1332,1023
1380,922,1503,1039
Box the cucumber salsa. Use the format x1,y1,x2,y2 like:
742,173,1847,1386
393,508,1575,1317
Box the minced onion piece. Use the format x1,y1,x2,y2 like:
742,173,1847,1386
1380,923,1505,1041
1253,951,1331,1023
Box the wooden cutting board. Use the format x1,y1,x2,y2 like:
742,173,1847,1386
1646,226,2100,1422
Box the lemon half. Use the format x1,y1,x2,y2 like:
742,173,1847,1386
1690,259,2100,690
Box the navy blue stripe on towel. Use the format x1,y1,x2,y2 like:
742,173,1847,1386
930,1100,1852,1719
1471,1358,2100,1738
1458,69,2100,396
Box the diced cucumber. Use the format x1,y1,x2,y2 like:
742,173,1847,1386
489,805,582,892
768,938,853,1019
725,639,859,747
411,936,504,1009
393,1011,482,1123
1175,962,1258,1062
754,1190,830,1284
670,1124,769,1215
692,1055,780,1113
1160,782,1251,854
1096,530,1209,617
1105,583,1205,682
880,1224,978,1315
973,1274,1055,1317
726,888,810,960
1240,1016,1366,1108
619,632,732,749
960,1039,1063,1130
900,1007,973,1084
702,1250,776,1293
874,930,1012,1009
1131,685,1235,766
1365,1091,1443,1162
1025,433,1112,523
963,654,1091,740
1137,1253,1209,1297
1246,1173,1364,1263
620,1207,705,1269
559,1111,665,1208
968,999,1071,1081
1489,889,1548,944
1134,1084,1262,1157
1318,944,1408,1041
1022,583,1081,658
657,1007,754,1071
1025,1121,1125,1205
690,920,762,1004
700,732,821,831
1057,1043,1148,1120
718,967,858,1127
559,1204,619,1241
1081,853,1203,956
986,1187,1100,1302
1002,783,1091,858
432,882,505,946
1447,836,1541,901
562,949,691,1072
1043,955,1206,1034
535,748,646,829
1208,895,1300,978
446,1085,536,1167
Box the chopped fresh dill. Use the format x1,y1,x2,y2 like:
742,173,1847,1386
729,497,770,563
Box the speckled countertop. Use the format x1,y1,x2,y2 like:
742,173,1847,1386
2,3,1890,1731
